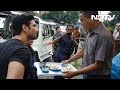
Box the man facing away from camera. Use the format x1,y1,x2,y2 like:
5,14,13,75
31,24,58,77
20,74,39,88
62,11,114,79
0,14,39,79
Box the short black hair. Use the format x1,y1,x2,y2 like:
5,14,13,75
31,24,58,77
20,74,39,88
75,27,79,30
55,26,60,30
80,11,98,18
12,14,34,36
66,24,74,29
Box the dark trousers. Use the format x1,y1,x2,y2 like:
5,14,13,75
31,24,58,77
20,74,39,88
83,74,111,79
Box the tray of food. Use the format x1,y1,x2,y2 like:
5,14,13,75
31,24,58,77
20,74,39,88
33,62,77,77
61,66,76,73
49,63,62,72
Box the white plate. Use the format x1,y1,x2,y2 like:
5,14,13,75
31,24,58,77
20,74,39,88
61,66,77,73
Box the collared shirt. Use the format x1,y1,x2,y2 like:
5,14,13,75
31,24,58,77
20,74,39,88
83,22,114,75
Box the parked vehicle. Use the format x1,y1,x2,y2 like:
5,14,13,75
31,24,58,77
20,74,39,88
0,11,57,62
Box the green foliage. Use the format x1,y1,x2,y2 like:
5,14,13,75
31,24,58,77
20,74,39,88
71,59,82,69
106,26,114,33
21,11,37,16
103,20,114,33
41,11,80,25
109,11,120,28
103,11,120,33
103,20,110,26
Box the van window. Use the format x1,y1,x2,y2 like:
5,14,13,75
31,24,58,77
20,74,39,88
34,18,39,29
0,16,12,39
0,18,5,38
42,24,52,39
34,18,39,39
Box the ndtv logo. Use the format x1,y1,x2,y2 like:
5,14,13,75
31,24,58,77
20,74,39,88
91,15,115,21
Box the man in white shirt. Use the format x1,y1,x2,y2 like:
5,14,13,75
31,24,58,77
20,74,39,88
113,23,120,39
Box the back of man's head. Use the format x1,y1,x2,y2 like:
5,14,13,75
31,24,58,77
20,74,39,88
12,14,34,36
80,11,98,19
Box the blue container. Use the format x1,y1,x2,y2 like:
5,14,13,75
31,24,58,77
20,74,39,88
40,63,44,69
50,69,61,72
41,65,49,73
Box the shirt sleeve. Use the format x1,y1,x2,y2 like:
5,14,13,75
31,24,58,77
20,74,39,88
95,35,107,61
9,48,31,66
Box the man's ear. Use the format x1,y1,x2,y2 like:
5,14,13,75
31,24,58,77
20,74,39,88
22,24,29,32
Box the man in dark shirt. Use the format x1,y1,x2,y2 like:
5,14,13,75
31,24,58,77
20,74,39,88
52,26,62,61
0,14,39,79
47,24,76,79
27,40,40,79
49,24,76,63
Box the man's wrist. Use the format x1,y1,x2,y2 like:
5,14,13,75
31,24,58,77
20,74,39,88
74,70,80,76
67,59,71,63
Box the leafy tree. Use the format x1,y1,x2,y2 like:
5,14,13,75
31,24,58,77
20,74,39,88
109,11,120,28
20,11,36,16
103,20,114,33
103,20,110,26
102,11,120,33
41,11,79,25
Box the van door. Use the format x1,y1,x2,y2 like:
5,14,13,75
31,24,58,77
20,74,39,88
41,24,53,54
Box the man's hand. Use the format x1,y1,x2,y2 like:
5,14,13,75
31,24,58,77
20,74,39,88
71,35,76,41
62,71,76,79
61,60,69,64
47,41,53,45
62,32,68,37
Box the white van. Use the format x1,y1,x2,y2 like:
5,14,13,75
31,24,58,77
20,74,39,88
0,11,56,62
60,25,66,33
32,16,57,61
